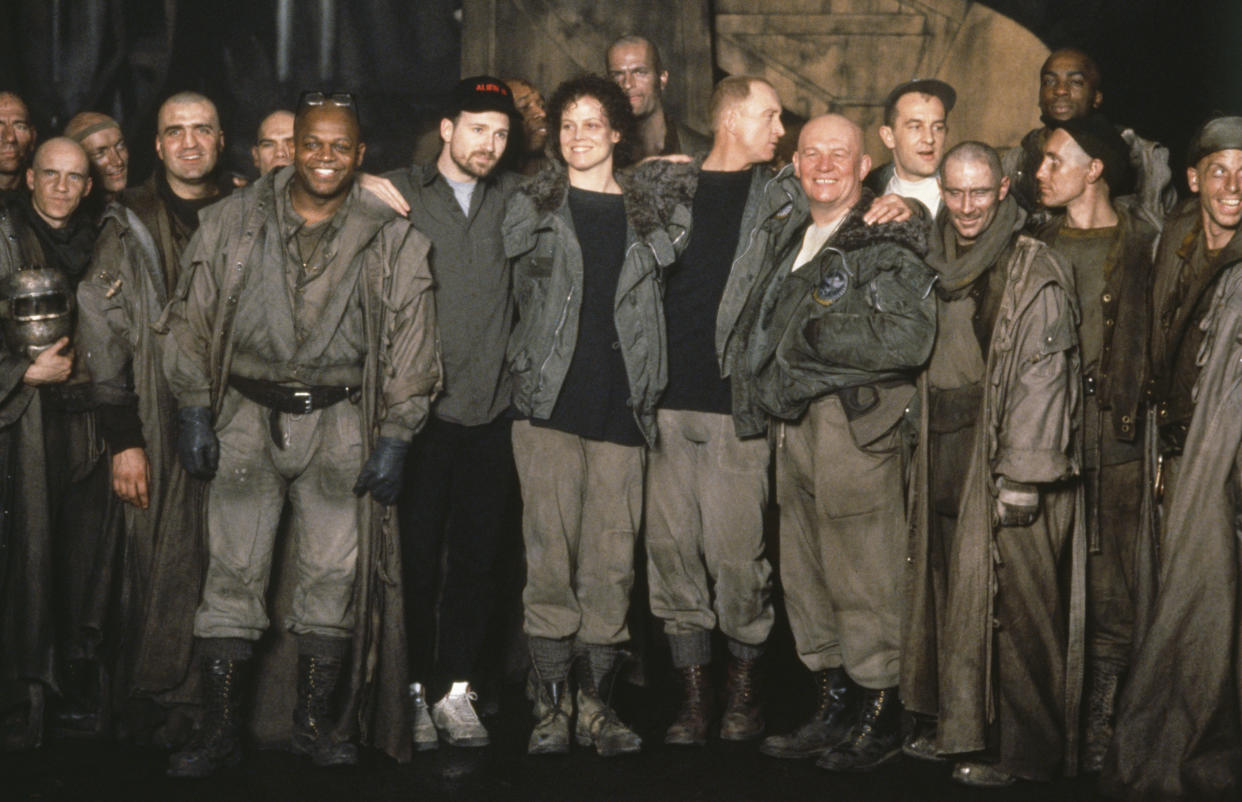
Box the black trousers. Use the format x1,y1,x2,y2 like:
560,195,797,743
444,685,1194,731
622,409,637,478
398,415,514,696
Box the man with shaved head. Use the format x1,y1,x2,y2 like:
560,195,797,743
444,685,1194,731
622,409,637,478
0,135,105,745
251,109,294,175
74,92,232,748
65,111,129,219
904,141,1082,787
1004,47,1174,228
606,34,709,159
0,91,37,199
1033,112,1156,772
750,113,936,772
159,92,439,775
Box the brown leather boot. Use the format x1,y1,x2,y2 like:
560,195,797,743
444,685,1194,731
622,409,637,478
719,655,764,741
665,665,712,746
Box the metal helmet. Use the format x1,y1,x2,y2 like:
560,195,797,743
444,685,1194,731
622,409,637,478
0,267,75,358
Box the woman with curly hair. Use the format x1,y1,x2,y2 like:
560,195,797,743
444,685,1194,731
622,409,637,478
502,73,694,757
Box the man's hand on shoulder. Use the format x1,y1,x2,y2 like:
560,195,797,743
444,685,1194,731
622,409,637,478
358,173,410,217
864,194,921,226
22,338,73,386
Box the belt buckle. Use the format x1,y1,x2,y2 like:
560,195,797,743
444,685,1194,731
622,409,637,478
293,390,313,414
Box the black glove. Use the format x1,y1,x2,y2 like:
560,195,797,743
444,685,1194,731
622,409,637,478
177,406,219,480
995,476,1040,527
353,436,410,505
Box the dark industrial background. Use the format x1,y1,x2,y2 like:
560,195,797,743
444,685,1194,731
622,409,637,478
0,0,1237,189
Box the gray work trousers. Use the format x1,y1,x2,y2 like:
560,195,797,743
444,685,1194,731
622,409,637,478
645,409,773,663
776,395,905,689
512,420,644,646
194,390,364,641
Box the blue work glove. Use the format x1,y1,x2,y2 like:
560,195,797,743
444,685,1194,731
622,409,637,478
177,406,219,480
353,436,410,505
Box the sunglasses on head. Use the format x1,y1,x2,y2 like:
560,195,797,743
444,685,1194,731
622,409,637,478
296,90,357,112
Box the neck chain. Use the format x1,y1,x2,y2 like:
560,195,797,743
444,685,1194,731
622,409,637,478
296,222,330,271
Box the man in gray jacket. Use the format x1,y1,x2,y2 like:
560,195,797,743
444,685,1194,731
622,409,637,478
160,94,440,776
384,76,522,750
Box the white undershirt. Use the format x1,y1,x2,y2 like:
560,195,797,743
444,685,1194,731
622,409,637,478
793,215,847,271
885,172,941,217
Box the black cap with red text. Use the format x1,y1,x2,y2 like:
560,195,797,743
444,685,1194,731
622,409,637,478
448,75,518,119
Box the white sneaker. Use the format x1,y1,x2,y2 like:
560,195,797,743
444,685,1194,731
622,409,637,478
408,682,439,751
430,682,490,747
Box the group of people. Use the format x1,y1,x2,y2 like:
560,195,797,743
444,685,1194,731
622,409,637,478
0,32,1239,801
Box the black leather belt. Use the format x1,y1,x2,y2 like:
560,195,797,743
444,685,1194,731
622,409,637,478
229,376,356,415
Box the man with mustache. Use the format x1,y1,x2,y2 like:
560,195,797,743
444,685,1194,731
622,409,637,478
864,79,955,216
383,76,522,751
606,34,710,160
905,141,1082,787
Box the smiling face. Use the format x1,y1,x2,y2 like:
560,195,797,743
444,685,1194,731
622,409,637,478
293,105,365,201
880,92,947,181
941,155,1009,245
78,124,128,194
440,110,510,181
252,110,295,175
155,99,223,190
1039,50,1102,123
607,41,667,120
1189,148,1242,250
508,79,548,154
26,139,92,228
793,115,870,222
558,95,621,176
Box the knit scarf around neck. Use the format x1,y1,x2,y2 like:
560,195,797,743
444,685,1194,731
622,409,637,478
928,195,1026,298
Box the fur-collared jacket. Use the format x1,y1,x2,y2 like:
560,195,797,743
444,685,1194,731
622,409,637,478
502,159,695,446
748,187,937,445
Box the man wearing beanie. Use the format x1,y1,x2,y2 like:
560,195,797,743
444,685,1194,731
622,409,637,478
383,76,523,750
1003,48,1175,229
1103,114,1242,800
1032,111,1158,772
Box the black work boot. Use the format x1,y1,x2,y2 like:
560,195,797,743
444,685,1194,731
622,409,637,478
759,667,859,759
665,664,712,746
167,656,249,777
1083,665,1124,773
719,655,764,741
816,686,902,772
573,649,642,757
291,653,358,767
